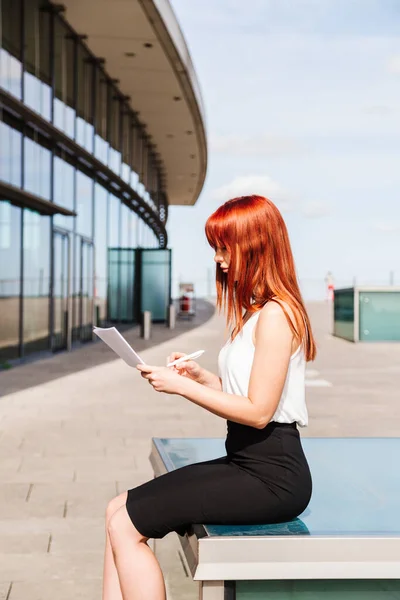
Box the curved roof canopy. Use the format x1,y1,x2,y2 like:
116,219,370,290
55,0,207,206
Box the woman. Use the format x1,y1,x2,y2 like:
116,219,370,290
103,194,316,600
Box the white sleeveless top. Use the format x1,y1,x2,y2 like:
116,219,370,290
218,310,308,427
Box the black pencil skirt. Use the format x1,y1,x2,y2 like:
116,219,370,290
125,421,312,539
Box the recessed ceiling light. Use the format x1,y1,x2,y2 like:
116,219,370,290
124,52,135,57
173,96,182,102
143,42,153,48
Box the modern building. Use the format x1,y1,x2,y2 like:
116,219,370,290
0,0,207,362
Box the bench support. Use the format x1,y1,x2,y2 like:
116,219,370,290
200,580,225,600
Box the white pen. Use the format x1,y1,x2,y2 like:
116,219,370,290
167,350,205,368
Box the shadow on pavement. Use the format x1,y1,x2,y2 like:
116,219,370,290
0,298,216,397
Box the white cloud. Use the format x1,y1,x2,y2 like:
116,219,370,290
210,176,332,220
301,201,332,218
210,133,305,156
386,55,400,75
210,175,294,212
373,221,400,233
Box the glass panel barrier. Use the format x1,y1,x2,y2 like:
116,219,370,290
333,288,354,341
140,249,171,322
359,291,400,341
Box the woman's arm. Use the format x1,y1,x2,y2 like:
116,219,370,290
167,351,223,391
197,368,222,391
176,302,294,428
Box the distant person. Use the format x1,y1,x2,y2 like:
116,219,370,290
102,195,316,600
325,271,335,301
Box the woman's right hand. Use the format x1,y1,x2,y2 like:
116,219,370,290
167,352,203,383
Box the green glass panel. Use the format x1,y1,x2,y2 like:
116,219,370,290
333,289,354,341
107,249,120,321
119,249,135,322
140,249,170,321
107,248,135,322
359,291,400,341
236,579,400,599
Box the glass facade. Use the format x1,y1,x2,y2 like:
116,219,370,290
0,0,167,362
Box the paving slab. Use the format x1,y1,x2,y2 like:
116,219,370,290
9,580,102,600
0,583,11,600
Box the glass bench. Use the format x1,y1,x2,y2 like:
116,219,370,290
150,437,400,599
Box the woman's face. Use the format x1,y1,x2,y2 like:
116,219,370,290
214,246,230,273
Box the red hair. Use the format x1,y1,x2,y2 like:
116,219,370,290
205,195,317,362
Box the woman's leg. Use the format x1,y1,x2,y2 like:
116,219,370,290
103,492,127,600
108,504,166,600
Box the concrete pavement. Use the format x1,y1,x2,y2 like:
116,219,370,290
1,300,400,599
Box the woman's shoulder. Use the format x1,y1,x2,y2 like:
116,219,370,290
257,298,299,337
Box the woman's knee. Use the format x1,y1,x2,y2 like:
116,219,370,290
107,505,148,547
105,491,128,527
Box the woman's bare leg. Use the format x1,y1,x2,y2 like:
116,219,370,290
108,504,166,600
102,492,127,600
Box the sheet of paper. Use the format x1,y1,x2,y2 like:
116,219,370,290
93,327,146,367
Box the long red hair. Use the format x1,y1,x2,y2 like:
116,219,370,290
205,195,317,362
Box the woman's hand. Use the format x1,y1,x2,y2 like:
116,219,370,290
137,364,187,395
167,352,204,383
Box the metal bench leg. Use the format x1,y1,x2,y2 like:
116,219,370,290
199,580,225,600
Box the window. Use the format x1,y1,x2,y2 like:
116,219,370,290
108,92,121,175
94,67,109,163
76,45,94,153
121,107,132,184
53,155,75,230
108,194,120,247
0,200,21,360
94,183,108,323
53,17,75,136
0,120,22,187
23,209,51,353
24,0,51,119
76,171,93,238
0,0,22,99
24,137,51,200
131,125,142,179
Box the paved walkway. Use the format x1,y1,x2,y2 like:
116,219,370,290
1,301,400,599
0,300,215,397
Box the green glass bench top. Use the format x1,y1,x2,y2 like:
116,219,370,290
153,437,400,537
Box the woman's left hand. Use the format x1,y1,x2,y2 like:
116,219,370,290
136,364,186,395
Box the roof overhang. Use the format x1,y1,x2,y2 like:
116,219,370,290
55,0,207,206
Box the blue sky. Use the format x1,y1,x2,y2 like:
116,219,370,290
167,0,400,300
